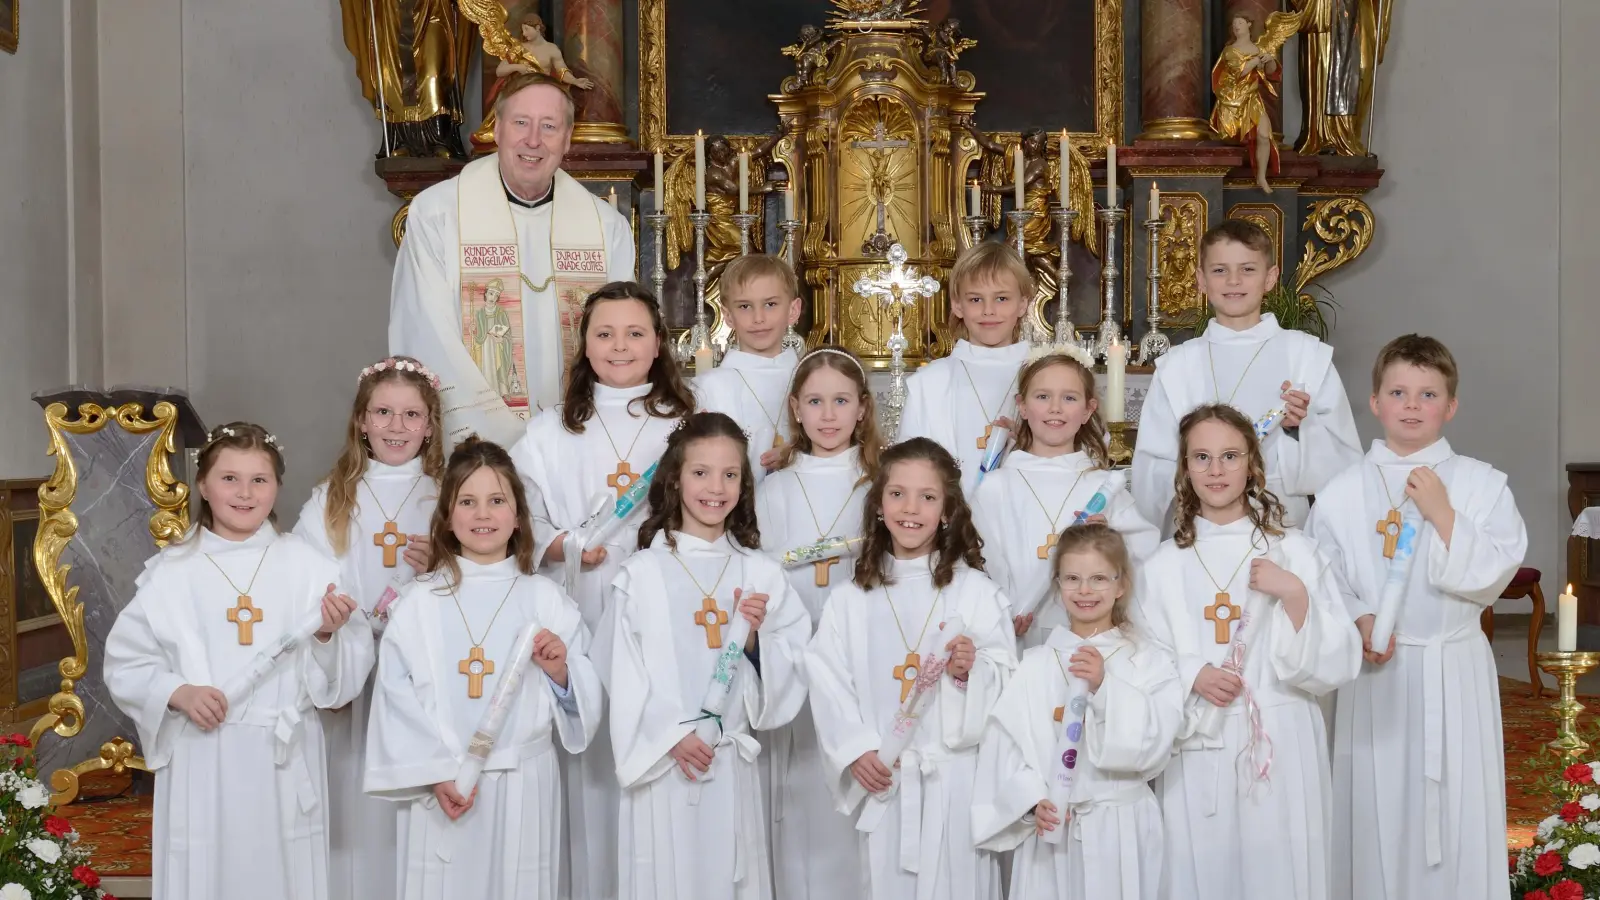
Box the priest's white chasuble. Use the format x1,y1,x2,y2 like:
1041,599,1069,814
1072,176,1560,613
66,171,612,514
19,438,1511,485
755,449,869,900
897,340,1030,497
972,626,1182,900
1131,314,1361,531
1305,440,1525,900
295,457,437,900
694,348,799,485
364,558,601,900
804,557,1017,900
1132,521,1361,900
970,450,1159,648
508,381,680,900
104,526,376,900
390,160,636,448
608,533,811,900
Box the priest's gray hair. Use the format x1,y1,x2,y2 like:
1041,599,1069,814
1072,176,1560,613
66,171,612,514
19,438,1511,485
494,71,576,128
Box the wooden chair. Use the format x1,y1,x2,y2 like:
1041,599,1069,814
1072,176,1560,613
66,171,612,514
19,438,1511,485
1481,567,1546,697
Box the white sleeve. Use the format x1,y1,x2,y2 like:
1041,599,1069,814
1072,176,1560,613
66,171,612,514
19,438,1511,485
1273,356,1363,498
804,596,882,812
1427,475,1528,607
1302,500,1372,619
894,372,933,444
971,677,1046,852
1267,542,1363,696
1131,366,1179,530
602,204,637,282
363,610,457,798
1085,644,1184,776
102,570,190,771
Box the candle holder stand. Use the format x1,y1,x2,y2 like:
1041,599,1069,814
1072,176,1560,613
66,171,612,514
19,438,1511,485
1049,206,1079,347
689,211,715,366
1107,421,1133,468
962,214,987,248
733,212,759,257
1095,206,1126,360
1537,650,1600,786
646,210,669,319
1138,214,1172,365
779,217,802,272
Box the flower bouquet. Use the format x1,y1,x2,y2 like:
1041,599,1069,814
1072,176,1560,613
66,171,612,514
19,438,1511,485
0,734,115,900
1511,762,1600,899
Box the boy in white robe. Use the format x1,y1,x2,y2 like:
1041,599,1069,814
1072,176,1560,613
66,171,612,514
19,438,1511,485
693,254,804,483
897,242,1032,496
1133,404,1361,900
1305,335,1525,900
1132,219,1361,530
973,524,1182,900
104,423,374,900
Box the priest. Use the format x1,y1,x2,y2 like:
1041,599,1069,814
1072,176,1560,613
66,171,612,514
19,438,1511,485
389,72,635,448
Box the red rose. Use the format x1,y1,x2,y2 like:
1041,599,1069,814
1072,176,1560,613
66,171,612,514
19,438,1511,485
43,815,71,837
4,734,30,748
1551,881,1584,900
1524,891,1551,900
72,865,100,888
1562,801,1584,823
1536,850,1565,876
1567,763,1596,785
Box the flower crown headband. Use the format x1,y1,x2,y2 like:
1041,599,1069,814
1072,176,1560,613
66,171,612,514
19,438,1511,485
786,347,868,395
204,425,286,456
359,357,442,390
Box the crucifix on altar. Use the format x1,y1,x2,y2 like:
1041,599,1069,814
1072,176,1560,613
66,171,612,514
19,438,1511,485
852,243,942,439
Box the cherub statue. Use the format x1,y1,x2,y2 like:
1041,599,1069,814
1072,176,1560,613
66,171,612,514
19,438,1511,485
1210,9,1300,192
919,19,976,85
469,9,595,152
662,132,785,271
960,122,1096,257
783,25,844,88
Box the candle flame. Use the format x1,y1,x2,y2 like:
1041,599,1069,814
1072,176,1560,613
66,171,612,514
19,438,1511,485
1570,583,1576,594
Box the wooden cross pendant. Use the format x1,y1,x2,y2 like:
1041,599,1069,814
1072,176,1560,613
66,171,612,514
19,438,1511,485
976,424,994,451
1053,705,1064,723
227,595,263,645
1375,508,1402,560
1037,532,1059,561
373,521,407,568
606,462,638,499
813,556,840,587
772,434,785,450
458,646,495,699
1204,592,1240,644
694,596,729,648
892,651,921,703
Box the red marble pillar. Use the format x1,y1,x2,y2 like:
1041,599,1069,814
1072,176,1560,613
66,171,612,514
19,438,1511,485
564,0,628,143
1224,0,1285,140
1139,0,1210,141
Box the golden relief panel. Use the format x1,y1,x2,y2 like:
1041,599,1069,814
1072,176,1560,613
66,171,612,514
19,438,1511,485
1227,203,1284,271
1293,196,1375,297
1157,192,1206,327
836,263,942,365
839,96,921,255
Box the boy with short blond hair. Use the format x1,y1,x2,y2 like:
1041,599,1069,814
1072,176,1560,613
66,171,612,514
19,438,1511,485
1306,334,1526,900
694,254,804,483
1131,219,1361,531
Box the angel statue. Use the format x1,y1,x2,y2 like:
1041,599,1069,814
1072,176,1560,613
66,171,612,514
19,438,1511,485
1210,9,1301,192
467,6,595,153
662,132,784,272
919,18,976,85
782,25,844,88
340,0,473,159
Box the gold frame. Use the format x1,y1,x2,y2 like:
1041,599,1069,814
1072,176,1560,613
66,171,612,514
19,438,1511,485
638,0,1125,155
27,401,190,804
1,0,16,55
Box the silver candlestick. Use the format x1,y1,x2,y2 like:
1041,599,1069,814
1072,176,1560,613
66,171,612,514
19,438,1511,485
1095,205,1126,359
1049,205,1079,346
645,210,668,307
689,210,714,365
733,212,759,256
1004,209,1032,262
1138,213,1172,365
779,217,801,271
962,214,987,248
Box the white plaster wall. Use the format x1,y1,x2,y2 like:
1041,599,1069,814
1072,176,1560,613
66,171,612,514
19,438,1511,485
1328,0,1562,612
1560,1,1600,549
0,7,71,476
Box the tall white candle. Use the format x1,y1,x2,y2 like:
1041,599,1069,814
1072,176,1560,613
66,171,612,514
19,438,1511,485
1560,583,1579,651
970,180,982,218
607,187,618,210
694,345,714,375
785,185,796,221
694,131,706,211
1106,142,1117,208
1058,130,1070,207
1149,181,1160,221
1105,339,1127,422
653,151,664,213
738,151,749,213
1013,145,1026,209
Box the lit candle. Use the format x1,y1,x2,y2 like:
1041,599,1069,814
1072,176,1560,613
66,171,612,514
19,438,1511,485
607,187,618,210
694,345,714,375
1105,141,1117,208
1149,181,1160,221
653,151,664,213
1561,583,1579,652
694,130,706,211
1013,144,1026,209
970,180,982,219
785,185,796,221
1105,338,1127,422
1058,129,1070,208
738,151,749,214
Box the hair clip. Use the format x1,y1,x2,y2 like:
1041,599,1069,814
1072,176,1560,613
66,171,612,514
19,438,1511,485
359,357,443,390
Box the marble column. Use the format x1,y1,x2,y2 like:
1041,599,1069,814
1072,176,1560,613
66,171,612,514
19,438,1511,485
563,0,629,143
1139,0,1211,141
1224,0,1285,140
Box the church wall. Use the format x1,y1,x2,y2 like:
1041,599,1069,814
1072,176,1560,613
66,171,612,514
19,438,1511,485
1327,0,1562,611
0,6,71,476
1559,2,1600,550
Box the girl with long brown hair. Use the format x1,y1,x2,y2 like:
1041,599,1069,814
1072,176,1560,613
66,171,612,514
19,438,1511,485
365,435,602,899
804,437,1017,900
971,351,1160,648
1133,403,1360,900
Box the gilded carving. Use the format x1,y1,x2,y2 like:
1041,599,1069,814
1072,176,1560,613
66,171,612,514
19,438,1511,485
1227,202,1284,270
392,203,411,249
1157,192,1207,326
1292,196,1375,299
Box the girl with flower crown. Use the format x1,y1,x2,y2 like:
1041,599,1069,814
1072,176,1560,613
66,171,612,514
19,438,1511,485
293,355,445,900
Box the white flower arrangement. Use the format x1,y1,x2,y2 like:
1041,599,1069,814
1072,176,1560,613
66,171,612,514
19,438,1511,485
1570,843,1600,870
359,357,443,390
0,884,34,900
15,784,47,810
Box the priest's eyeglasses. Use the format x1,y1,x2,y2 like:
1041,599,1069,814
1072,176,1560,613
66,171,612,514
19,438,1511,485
1060,573,1119,592
365,406,429,432
1186,450,1246,472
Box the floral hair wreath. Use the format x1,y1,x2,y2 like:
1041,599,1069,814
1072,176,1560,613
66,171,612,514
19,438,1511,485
671,417,754,442
360,357,442,390
204,425,286,456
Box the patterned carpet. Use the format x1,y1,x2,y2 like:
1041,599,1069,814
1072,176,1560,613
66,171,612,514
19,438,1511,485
1503,675,1587,850
55,770,152,876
